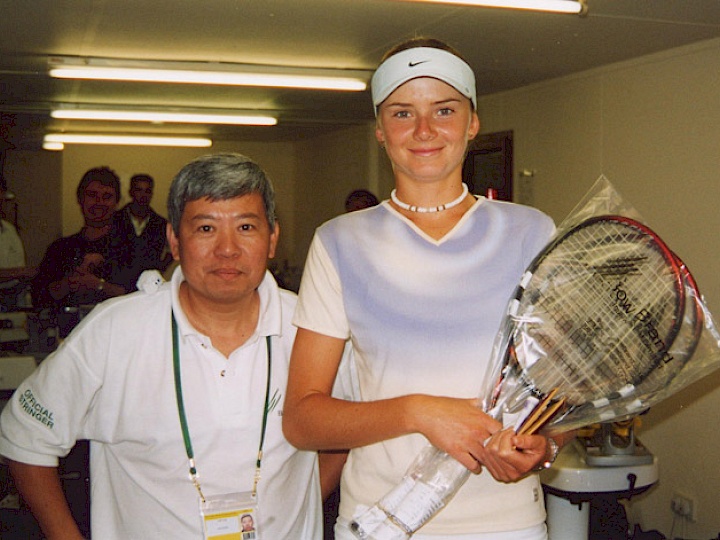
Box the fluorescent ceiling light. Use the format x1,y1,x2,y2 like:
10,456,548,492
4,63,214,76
51,108,277,126
394,0,586,14
49,57,369,91
44,134,212,148
43,141,65,151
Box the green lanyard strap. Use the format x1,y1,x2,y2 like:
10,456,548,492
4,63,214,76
172,313,203,500
172,311,272,502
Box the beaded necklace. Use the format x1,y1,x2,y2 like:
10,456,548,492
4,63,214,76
391,183,469,213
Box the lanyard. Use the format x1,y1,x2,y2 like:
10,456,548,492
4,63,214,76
172,311,272,502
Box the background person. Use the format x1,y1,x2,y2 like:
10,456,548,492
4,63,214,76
0,177,31,308
283,38,570,540
113,173,172,291
344,189,379,213
1,153,325,539
0,177,26,270
31,167,128,307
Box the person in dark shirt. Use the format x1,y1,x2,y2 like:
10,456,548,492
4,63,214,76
344,189,379,213
32,167,129,314
112,174,171,290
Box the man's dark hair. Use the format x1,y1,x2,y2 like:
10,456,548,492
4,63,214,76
130,174,154,189
345,189,379,212
76,166,121,202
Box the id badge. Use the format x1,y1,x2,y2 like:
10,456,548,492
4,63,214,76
200,491,261,540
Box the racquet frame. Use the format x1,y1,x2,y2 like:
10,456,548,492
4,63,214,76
494,215,691,434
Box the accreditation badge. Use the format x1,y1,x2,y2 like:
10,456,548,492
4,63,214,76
200,492,261,540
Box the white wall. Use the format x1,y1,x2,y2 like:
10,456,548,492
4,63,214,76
477,37,720,538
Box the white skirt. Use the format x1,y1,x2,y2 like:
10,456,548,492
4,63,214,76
334,517,548,540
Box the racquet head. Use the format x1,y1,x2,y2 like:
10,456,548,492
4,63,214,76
486,215,689,431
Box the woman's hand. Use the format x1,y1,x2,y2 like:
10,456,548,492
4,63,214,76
409,396,503,473
481,429,552,482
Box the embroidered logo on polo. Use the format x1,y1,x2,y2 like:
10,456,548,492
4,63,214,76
268,388,281,415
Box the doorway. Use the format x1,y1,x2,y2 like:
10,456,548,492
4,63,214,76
463,130,513,201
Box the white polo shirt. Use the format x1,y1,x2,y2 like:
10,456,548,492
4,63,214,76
0,268,322,539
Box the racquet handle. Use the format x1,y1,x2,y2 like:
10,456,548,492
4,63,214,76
517,390,566,436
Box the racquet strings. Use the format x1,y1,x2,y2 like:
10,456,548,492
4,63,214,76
627,255,704,401
513,217,684,406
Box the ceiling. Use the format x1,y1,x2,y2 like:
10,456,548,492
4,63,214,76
2,0,720,150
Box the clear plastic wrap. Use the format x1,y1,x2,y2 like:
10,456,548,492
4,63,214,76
350,176,720,539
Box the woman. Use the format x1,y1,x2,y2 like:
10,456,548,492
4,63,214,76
284,38,568,540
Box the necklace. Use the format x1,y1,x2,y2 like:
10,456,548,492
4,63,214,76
391,183,469,213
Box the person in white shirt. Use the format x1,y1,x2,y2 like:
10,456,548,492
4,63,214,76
283,38,572,540
1,153,326,539
0,179,28,308
0,179,25,270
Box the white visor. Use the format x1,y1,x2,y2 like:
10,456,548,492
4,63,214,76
371,47,477,114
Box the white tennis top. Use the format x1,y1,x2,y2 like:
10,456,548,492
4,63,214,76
294,197,555,535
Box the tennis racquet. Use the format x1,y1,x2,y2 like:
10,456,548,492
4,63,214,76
496,214,688,432
352,215,697,540
583,252,707,426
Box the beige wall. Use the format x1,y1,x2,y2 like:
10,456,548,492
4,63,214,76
477,37,720,537
7,125,385,274
293,123,392,265
58,141,298,265
3,150,63,267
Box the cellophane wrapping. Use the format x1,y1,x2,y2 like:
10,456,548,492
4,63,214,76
350,176,720,539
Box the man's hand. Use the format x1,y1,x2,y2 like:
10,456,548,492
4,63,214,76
77,253,104,273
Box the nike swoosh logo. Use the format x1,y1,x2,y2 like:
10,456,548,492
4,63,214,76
408,60,429,67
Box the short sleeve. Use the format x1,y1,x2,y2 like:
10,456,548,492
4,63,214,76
293,232,350,340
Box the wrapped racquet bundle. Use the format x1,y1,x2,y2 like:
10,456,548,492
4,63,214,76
350,177,720,540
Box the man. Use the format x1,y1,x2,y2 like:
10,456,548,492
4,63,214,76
344,188,379,213
0,177,26,270
0,178,30,308
31,166,128,309
1,153,324,539
241,513,255,533
113,173,171,290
